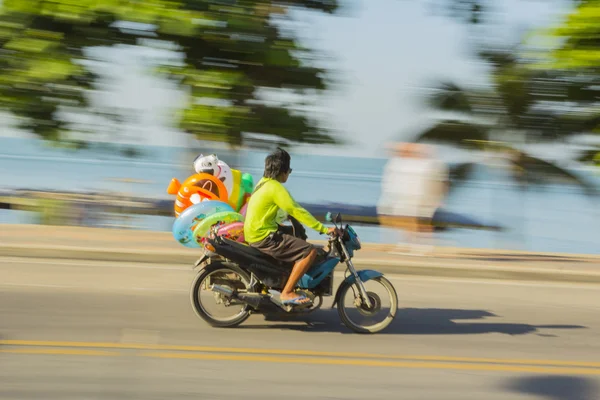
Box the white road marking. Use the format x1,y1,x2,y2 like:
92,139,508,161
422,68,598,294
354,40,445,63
0,282,187,293
0,257,190,271
0,283,75,289
2,257,600,291
380,274,600,290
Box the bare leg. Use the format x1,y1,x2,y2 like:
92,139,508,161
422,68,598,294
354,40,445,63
411,218,434,256
280,248,317,302
380,215,411,253
378,216,397,252
405,216,419,253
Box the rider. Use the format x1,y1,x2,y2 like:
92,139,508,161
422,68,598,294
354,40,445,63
243,147,338,306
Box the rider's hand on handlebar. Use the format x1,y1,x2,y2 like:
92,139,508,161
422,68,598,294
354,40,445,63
327,227,341,237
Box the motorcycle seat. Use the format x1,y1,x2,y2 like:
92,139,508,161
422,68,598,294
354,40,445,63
209,236,295,271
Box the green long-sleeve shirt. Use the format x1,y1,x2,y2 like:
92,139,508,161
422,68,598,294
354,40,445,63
243,177,328,244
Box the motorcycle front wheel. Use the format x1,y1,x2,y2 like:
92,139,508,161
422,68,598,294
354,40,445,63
337,276,398,334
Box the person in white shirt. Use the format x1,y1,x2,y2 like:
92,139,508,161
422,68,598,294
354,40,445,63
378,142,448,255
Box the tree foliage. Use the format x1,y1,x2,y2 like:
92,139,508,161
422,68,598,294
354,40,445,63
0,0,340,146
425,0,600,137
544,0,600,135
548,0,600,71
413,0,599,193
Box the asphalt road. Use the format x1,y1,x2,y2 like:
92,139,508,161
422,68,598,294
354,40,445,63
2,256,600,399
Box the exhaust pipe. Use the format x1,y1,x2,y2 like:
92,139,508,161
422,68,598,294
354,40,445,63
210,284,264,309
210,284,234,297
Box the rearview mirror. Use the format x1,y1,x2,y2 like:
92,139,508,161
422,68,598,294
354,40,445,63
334,213,342,224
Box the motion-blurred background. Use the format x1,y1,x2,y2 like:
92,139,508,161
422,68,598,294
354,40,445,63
0,0,598,254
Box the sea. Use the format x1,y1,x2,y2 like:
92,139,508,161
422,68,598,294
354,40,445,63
0,137,598,255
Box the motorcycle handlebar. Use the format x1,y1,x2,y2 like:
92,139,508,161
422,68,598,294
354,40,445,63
327,228,342,239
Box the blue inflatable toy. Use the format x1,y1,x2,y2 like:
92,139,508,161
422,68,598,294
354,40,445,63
172,200,234,248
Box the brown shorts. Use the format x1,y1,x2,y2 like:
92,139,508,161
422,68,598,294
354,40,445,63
249,230,319,265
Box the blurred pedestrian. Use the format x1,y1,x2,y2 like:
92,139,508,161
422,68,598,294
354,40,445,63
378,142,448,255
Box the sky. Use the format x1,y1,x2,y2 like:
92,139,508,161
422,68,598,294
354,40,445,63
0,0,575,158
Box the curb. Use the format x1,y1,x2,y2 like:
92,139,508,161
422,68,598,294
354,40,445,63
0,245,196,265
368,263,600,285
2,244,600,285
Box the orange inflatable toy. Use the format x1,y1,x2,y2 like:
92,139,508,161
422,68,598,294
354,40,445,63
167,173,229,217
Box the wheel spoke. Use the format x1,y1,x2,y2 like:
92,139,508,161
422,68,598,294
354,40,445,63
190,264,252,328
337,277,398,334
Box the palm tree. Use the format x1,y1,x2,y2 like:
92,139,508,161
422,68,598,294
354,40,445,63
412,48,599,197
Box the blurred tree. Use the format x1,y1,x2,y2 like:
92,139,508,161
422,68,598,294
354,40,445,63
0,0,340,147
0,10,97,140
543,0,600,174
542,0,600,133
418,50,600,145
413,1,599,194
424,0,600,140
414,51,599,194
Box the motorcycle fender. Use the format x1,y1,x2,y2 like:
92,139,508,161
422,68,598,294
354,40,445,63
192,254,210,271
331,269,383,308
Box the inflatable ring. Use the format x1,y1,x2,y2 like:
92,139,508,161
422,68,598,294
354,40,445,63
193,211,244,241
217,221,245,243
172,201,234,248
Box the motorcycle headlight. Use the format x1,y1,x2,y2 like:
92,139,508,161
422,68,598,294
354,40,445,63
346,226,361,250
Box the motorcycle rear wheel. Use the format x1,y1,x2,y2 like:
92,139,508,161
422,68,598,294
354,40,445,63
190,262,252,328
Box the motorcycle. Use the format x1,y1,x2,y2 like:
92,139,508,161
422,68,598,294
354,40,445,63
189,212,398,333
